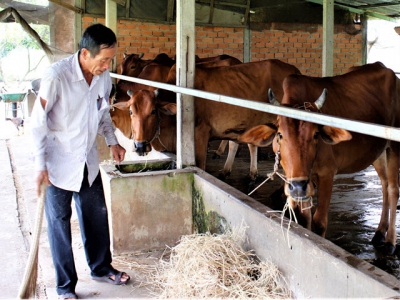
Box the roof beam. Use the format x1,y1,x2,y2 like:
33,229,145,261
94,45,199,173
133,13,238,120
48,0,83,14
167,0,174,22
125,0,130,18
243,0,250,25
0,1,49,25
359,2,400,9
208,0,215,24
306,0,399,22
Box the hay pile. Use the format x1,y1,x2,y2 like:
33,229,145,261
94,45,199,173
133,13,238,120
148,226,292,299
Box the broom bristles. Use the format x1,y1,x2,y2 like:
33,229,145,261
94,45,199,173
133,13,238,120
17,184,46,299
18,255,38,299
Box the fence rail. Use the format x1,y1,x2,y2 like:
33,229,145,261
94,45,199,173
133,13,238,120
111,72,400,142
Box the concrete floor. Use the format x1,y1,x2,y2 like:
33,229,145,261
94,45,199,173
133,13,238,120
0,101,163,299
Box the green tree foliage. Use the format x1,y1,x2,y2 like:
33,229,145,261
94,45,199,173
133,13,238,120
0,23,50,58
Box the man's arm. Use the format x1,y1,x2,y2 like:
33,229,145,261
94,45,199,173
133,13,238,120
31,97,52,196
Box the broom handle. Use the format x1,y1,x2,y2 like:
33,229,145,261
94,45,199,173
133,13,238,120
17,183,46,299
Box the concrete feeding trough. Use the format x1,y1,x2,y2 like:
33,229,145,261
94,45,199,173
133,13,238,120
100,158,400,298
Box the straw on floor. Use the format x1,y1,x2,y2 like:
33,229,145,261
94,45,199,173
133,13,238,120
145,225,292,299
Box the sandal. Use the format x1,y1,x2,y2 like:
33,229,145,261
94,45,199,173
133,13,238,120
60,292,78,299
92,269,130,285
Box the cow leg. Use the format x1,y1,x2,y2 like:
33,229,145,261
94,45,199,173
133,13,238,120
195,123,211,170
218,141,239,180
371,153,389,246
312,175,334,237
248,144,258,181
373,147,399,254
213,140,228,159
385,144,399,253
289,199,313,230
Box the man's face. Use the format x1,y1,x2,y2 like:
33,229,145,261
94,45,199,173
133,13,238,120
81,46,117,76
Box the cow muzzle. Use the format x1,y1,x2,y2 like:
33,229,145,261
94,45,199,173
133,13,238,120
285,179,311,202
133,141,152,156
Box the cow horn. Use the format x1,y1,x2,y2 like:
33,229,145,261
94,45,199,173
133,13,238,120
139,53,144,59
314,88,327,110
154,89,159,97
127,90,133,97
268,89,280,106
123,53,127,58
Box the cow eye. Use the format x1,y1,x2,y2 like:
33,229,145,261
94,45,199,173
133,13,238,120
129,110,133,116
277,132,283,140
150,109,156,115
314,132,320,139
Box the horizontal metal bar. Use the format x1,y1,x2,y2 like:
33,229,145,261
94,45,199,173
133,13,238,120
111,72,400,142
196,0,248,9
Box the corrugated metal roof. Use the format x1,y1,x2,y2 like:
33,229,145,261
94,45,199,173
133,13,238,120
306,0,400,21
1,0,400,25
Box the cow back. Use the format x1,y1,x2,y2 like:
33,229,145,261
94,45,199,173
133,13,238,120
191,59,301,139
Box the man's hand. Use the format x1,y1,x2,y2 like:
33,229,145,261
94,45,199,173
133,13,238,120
35,170,51,197
110,144,126,164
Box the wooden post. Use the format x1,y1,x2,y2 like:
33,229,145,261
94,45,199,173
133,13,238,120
106,0,118,74
322,0,334,76
243,27,251,63
74,0,82,51
176,0,196,168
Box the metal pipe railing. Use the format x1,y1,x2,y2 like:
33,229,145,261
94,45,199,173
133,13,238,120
111,72,400,142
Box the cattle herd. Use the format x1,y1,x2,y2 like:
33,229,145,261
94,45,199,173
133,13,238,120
110,53,400,256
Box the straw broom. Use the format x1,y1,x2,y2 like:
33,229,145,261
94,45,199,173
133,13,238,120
17,184,46,299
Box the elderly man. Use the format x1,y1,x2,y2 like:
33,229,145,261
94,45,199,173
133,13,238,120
31,23,130,299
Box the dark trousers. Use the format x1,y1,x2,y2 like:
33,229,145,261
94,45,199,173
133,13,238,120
45,167,113,295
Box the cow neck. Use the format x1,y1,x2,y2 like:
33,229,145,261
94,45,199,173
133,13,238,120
110,81,132,105
147,109,169,152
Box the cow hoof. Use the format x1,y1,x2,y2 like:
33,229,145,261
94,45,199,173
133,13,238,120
376,242,396,256
371,231,385,247
255,175,266,183
217,173,227,181
244,176,256,193
212,153,221,159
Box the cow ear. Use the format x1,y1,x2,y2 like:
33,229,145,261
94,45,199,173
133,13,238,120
159,102,177,115
238,124,277,147
320,126,352,145
111,101,131,111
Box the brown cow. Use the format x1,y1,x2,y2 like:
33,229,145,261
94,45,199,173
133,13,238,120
112,53,241,136
113,54,253,181
238,62,400,254
111,63,172,138
196,56,242,68
119,52,175,78
119,53,238,78
112,59,302,181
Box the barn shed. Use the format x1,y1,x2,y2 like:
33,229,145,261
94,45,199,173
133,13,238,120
2,0,400,298
4,0,399,74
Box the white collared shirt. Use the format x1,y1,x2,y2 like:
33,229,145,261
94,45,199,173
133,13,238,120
31,52,118,192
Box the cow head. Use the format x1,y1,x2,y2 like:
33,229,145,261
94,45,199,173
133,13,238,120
111,89,176,155
238,88,352,212
120,53,147,77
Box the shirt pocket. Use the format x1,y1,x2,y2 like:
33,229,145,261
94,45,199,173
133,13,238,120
97,95,109,123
